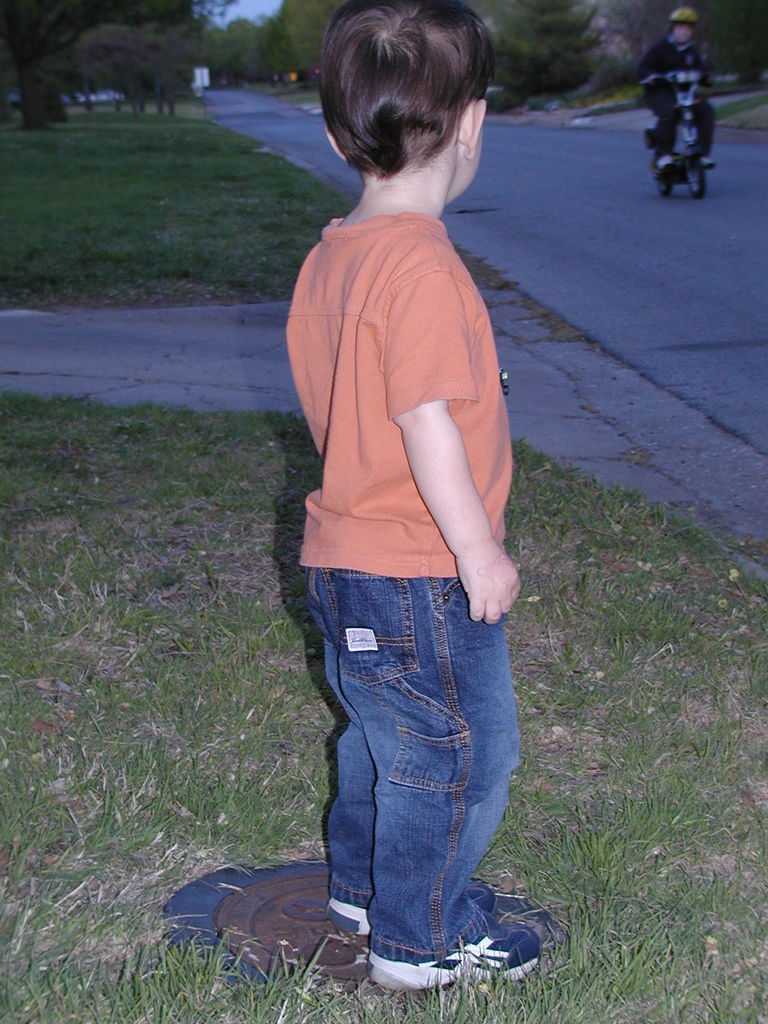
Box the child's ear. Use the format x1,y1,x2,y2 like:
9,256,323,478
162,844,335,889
325,126,347,163
457,99,486,160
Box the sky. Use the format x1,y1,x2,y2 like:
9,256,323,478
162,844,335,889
220,0,282,23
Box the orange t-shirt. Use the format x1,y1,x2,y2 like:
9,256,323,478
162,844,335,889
286,213,512,578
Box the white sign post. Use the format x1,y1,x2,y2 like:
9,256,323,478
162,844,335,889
192,67,210,97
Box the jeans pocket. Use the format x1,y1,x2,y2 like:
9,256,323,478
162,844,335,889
389,727,466,792
330,572,419,684
385,676,469,792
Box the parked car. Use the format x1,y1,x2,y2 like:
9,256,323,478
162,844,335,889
71,89,125,104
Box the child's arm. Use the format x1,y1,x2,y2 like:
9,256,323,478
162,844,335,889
394,399,520,624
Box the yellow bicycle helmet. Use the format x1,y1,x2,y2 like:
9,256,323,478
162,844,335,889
669,7,699,24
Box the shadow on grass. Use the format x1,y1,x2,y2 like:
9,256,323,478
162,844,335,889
268,412,346,849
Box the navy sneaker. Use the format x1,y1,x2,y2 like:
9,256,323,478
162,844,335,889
367,914,541,991
326,897,370,936
328,880,497,937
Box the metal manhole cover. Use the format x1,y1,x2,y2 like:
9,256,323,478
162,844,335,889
164,861,368,984
164,860,566,986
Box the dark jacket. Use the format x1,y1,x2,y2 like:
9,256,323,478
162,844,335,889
638,36,710,85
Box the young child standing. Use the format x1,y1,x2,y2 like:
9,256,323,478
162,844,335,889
286,0,540,991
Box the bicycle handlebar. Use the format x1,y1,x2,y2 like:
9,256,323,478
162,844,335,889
640,70,702,86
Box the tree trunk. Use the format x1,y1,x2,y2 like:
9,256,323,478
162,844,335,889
155,71,165,114
738,67,764,85
82,64,93,112
19,61,48,130
165,75,176,116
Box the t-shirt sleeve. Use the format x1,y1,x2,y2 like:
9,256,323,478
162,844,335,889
382,270,480,420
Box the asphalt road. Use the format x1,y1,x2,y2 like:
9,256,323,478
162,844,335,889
450,121,768,457
207,89,768,462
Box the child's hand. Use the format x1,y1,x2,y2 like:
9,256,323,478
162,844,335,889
394,401,519,625
456,538,521,624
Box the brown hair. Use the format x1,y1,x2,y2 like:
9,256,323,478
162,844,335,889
320,0,494,178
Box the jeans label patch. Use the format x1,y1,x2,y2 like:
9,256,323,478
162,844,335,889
345,627,379,652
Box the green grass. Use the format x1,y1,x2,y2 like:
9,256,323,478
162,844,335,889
1,394,767,1023
253,82,322,109
716,93,768,128
564,85,768,127
0,110,342,309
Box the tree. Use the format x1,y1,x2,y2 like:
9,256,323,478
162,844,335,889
204,17,265,84
0,0,229,129
494,0,599,104
0,37,14,121
146,22,197,113
712,0,767,83
0,1,120,128
261,8,296,79
280,0,336,72
470,0,515,32
79,23,148,117
79,21,194,117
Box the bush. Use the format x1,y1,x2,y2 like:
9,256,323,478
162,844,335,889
485,86,516,113
493,0,598,106
588,54,638,94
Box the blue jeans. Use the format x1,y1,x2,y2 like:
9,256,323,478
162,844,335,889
306,568,520,964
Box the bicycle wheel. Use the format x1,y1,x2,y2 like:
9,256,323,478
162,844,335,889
686,158,706,199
